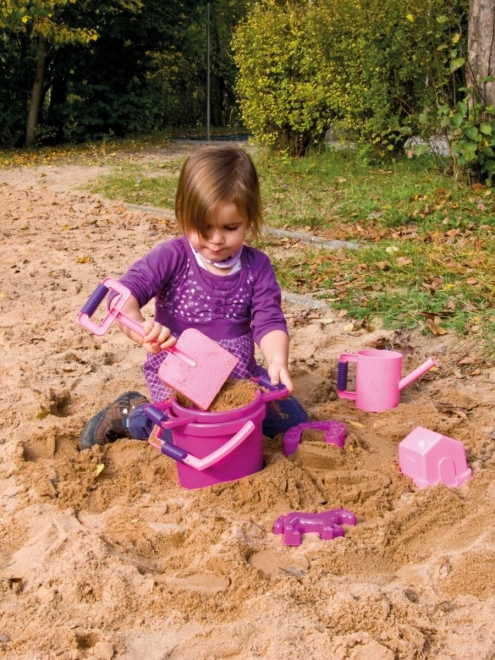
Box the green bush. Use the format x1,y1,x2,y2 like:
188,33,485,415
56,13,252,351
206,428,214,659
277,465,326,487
233,0,462,157
234,0,334,156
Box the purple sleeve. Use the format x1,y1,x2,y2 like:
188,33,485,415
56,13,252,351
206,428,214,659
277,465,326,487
117,239,183,308
250,251,288,345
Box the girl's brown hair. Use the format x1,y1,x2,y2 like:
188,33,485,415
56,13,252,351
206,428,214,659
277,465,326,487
175,144,262,239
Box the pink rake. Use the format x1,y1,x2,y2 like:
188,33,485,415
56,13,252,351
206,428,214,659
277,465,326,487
78,277,239,411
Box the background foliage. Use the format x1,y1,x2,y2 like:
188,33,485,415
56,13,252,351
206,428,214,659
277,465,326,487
2,0,491,187
0,0,247,146
234,0,469,157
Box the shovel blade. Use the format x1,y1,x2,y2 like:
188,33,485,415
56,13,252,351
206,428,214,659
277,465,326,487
158,329,238,410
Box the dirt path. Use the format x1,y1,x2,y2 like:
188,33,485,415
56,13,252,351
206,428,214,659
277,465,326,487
1,147,495,660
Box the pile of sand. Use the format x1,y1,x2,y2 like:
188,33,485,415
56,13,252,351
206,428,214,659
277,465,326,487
1,157,495,659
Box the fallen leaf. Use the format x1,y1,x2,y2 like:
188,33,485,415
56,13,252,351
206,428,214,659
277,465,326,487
375,261,390,271
396,256,413,266
425,318,447,335
348,421,365,429
457,356,475,365
343,323,354,332
471,182,485,192
96,464,105,476
435,403,469,419
465,278,478,285
77,255,91,264
439,559,452,577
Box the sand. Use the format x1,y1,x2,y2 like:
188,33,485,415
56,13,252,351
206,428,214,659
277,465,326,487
1,148,495,659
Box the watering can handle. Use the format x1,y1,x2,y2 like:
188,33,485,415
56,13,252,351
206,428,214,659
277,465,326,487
336,353,357,400
153,420,256,471
78,278,196,367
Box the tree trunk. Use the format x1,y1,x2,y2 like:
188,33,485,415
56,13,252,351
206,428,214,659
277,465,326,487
26,36,49,146
467,0,495,107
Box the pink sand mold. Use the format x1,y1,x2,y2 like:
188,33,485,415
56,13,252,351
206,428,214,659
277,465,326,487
273,508,357,546
283,421,347,456
399,426,472,489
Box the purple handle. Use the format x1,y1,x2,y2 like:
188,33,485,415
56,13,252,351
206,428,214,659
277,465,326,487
144,403,197,430
151,421,255,471
160,443,189,462
336,353,357,400
80,283,111,316
337,362,348,391
78,278,196,367
257,373,289,403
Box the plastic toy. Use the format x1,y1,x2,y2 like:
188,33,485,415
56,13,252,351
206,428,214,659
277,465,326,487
146,378,288,490
78,277,239,411
337,349,436,412
399,426,472,489
283,420,347,456
273,508,357,546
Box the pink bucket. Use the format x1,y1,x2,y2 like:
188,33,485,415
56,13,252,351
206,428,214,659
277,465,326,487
146,383,288,489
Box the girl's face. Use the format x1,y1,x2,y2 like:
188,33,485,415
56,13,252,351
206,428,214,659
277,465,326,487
188,203,249,264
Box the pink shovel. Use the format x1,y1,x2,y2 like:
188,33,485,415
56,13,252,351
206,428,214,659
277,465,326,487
78,277,239,411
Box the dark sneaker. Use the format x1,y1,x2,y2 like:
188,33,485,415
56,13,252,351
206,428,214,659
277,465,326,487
80,391,149,450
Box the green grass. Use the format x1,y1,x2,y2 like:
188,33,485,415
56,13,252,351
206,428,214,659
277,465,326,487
260,149,495,346
86,144,495,346
91,161,181,208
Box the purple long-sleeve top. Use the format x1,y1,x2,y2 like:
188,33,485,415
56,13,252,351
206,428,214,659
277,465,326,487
118,236,287,401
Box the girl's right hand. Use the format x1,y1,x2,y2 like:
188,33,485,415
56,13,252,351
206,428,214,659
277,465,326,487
141,320,177,354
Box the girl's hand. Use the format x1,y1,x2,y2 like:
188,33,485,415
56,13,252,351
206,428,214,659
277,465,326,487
141,320,177,354
260,330,293,395
267,363,293,395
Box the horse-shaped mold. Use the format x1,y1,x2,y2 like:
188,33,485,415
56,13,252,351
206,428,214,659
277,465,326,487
273,508,357,546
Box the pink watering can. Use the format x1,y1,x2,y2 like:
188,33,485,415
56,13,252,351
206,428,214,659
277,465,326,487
337,349,436,412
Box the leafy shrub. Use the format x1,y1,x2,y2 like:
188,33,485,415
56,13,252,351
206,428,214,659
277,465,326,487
419,88,495,185
234,0,463,157
234,0,334,156
412,5,495,185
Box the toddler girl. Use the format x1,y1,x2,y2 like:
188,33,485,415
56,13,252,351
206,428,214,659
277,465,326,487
81,144,308,449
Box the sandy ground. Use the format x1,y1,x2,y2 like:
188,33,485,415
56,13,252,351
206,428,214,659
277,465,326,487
1,145,495,660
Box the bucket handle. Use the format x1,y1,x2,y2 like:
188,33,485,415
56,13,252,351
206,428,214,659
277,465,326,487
149,420,256,471
144,402,197,430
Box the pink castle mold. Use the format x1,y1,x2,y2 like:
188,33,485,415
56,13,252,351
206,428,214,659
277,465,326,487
399,426,472,489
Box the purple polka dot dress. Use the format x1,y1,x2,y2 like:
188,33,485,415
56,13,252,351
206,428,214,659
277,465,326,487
118,237,288,403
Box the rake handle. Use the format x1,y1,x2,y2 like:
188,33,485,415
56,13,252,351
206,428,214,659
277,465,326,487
78,279,196,367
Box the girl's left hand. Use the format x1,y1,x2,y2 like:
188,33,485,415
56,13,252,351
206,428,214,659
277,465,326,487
267,363,293,395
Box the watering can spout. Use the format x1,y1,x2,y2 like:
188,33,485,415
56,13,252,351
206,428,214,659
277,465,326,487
399,357,437,390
